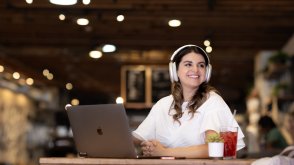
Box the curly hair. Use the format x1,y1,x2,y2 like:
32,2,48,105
170,82,216,124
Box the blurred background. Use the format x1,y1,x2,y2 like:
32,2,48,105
0,0,294,164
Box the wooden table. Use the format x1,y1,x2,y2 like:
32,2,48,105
39,157,255,165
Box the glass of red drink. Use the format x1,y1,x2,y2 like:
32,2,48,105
220,126,238,159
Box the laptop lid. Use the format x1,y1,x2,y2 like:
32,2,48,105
66,104,137,158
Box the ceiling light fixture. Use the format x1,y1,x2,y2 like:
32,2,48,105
71,98,79,105
49,0,77,5
43,69,49,76
59,14,66,21
204,40,211,47
77,18,89,26
89,50,102,59
102,44,116,53
116,15,125,22
26,0,33,4
47,73,54,80
116,97,124,104
206,46,212,53
82,0,91,5
0,65,4,72
66,83,73,90
12,72,20,80
168,19,181,27
26,78,34,86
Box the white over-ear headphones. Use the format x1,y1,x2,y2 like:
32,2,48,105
169,44,212,83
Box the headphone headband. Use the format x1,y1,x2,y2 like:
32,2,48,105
170,44,210,65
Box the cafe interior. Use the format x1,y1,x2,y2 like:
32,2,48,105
0,0,294,164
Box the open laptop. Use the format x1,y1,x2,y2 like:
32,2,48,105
65,104,138,158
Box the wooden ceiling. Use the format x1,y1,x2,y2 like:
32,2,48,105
0,0,293,107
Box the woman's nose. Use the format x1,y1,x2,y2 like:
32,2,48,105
192,64,198,72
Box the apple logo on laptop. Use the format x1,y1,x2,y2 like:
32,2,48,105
96,127,103,135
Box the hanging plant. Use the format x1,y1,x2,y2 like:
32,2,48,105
268,51,289,64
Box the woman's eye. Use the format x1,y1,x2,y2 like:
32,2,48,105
185,63,192,67
198,64,205,68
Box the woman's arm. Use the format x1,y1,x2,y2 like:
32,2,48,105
141,130,216,158
156,142,209,158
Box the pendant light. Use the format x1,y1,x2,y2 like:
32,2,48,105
49,0,77,5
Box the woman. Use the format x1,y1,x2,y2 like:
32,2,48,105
132,45,245,158
258,115,288,152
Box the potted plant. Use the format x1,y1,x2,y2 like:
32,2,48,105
206,132,224,158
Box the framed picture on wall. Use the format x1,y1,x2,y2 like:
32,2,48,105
121,66,149,108
151,66,171,103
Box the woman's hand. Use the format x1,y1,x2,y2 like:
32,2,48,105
141,140,209,158
141,140,167,156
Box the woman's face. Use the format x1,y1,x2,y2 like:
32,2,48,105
177,52,206,90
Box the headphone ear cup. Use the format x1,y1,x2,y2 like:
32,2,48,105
169,62,178,82
205,64,212,82
169,62,174,83
172,62,178,82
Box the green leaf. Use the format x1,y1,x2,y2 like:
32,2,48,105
206,132,224,143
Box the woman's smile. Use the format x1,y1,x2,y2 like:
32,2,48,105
187,73,200,79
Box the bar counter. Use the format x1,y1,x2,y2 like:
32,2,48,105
39,157,255,165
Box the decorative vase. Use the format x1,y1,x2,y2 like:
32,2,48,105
208,142,224,158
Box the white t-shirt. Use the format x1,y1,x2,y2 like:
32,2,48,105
133,91,245,150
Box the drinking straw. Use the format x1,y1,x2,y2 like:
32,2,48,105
233,109,237,118
230,109,237,126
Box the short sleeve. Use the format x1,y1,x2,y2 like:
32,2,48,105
198,94,227,135
132,97,168,140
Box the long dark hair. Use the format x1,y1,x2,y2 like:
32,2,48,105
169,46,217,124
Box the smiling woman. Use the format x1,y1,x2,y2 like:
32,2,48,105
1,0,294,164
132,45,246,158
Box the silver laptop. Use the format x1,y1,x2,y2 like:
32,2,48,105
66,104,137,158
